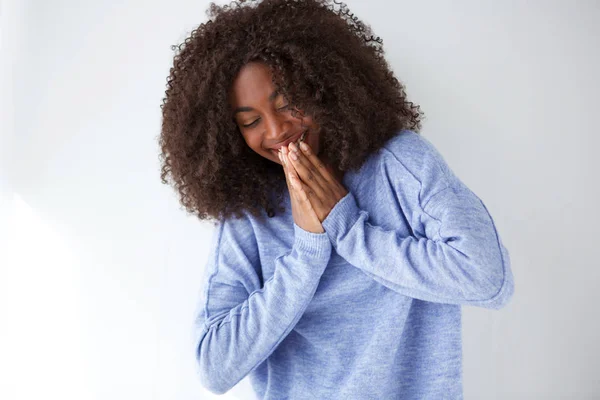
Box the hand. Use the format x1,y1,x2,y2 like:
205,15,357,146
285,140,348,223
279,146,324,234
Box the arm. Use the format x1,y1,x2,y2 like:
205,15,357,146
193,219,332,394
321,134,514,309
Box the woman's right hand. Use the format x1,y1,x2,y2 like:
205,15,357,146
279,146,324,234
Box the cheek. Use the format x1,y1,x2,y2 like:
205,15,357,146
242,134,257,148
246,137,266,154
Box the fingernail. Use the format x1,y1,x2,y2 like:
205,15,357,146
299,141,308,151
289,142,298,152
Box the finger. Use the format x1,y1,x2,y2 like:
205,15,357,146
284,147,321,206
297,140,336,184
281,148,305,203
293,177,314,208
290,171,316,207
283,148,302,191
287,142,328,198
289,167,323,209
279,150,293,192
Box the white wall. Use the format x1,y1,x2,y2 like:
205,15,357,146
1,0,598,399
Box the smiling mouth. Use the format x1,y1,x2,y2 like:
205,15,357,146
270,129,308,155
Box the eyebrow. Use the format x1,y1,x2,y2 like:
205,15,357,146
233,89,280,115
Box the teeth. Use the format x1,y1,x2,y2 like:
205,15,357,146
276,131,307,154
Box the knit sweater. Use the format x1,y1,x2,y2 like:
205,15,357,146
193,129,515,399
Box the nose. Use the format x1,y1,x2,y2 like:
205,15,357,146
264,112,293,143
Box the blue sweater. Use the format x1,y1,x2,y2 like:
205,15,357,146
193,129,515,399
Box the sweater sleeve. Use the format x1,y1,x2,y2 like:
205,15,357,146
193,218,332,395
321,135,514,309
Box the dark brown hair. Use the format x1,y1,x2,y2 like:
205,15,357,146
159,0,424,224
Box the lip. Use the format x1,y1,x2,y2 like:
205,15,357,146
269,129,307,152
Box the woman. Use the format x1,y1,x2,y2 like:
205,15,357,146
158,0,515,398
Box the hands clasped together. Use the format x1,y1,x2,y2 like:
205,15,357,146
279,140,348,234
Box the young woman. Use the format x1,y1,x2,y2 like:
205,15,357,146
158,0,515,398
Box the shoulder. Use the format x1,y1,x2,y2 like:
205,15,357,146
380,129,445,173
378,129,457,204
204,213,263,291
214,213,259,252
209,213,261,266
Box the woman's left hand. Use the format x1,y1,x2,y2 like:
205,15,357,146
285,140,348,223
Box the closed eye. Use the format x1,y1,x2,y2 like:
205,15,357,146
241,105,290,128
242,120,259,128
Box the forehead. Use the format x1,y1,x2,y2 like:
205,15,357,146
229,62,275,106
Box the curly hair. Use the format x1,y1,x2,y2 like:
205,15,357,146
158,0,424,225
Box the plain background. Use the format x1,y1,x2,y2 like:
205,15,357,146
1,0,599,399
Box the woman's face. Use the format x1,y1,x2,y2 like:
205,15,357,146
229,61,321,165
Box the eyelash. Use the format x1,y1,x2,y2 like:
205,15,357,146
242,104,290,128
